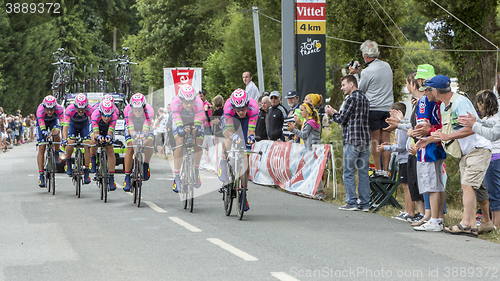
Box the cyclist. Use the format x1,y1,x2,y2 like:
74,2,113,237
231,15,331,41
36,95,64,187
123,93,154,191
89,94,118,171
90,100,118,190
62,93,94,184
170,84,206,193
218,88,258,211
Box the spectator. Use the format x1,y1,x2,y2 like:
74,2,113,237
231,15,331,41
326,75,371,212
0,117,6,152
154,108,167,155
378,102,411,221
266,91,287,141
283,91,301,143
8,116,14,148
458,90,499,233
255,96,270,141
199,90,212,135
287,101,321,150
210,95,225,138
350,40,394,178
14,116,22,145
423,75,492,237
242,71,260,101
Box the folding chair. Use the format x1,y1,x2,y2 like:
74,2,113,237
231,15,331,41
369,153,402,213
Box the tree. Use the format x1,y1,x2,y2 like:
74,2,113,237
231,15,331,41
417,0,500,102
402,40,456,78
325,0,406,109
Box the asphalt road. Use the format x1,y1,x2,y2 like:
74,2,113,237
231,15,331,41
1,142,500,281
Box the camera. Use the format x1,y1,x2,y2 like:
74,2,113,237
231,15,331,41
346,60,360,70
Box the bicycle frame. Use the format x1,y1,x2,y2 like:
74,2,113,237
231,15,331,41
93,141,111,203
38,137,60,195
126,137,153,207
66,137,87,198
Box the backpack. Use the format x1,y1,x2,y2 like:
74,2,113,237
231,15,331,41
441,94,462,158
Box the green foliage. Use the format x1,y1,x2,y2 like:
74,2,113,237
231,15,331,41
402,40,456,78
400,0,427,42
416,0,500,101
325,0,406,107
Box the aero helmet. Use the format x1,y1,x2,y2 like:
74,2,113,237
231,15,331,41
99,100,114,116
43,95,57,109
178,84,196,101
74,93,88,109
130,93,146,108
230,88,249,108
103,94,114,104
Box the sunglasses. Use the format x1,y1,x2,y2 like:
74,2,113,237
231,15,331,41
235,107,248,113
270,96,279,99
102,113,113,117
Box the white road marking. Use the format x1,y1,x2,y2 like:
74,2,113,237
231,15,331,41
169,217,202,232
271,272,300,281
144,201,167,213
207,238,258,261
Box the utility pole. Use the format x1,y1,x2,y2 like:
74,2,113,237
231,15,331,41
113,27,117,52
252,7,265,94
282,1,295,107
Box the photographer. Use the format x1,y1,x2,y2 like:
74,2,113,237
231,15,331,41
349,40,394,178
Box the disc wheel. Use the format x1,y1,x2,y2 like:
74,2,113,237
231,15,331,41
102,152,108,203
188,164,194,213
76,151,82,198
223,163,234,216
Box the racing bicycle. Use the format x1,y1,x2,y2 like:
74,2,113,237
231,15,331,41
127,137,153,207
222,143,261,220
66,137,86,198
93,141,113,203
39,136,60,195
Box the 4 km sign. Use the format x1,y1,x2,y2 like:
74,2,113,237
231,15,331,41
296,1,326,35
295,0,326,104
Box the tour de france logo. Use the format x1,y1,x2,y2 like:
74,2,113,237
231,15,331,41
300,38,322,56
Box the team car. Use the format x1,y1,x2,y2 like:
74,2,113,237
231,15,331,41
60,92,128,172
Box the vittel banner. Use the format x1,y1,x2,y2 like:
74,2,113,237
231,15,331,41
296,0,326,103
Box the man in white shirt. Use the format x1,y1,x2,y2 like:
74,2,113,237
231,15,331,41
242,71,260,101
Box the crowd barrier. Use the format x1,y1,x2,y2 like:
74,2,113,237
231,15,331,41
200,136,336,199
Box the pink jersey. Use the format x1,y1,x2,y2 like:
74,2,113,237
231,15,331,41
36,103,65,131
62,103,94,126
91,108,118,134
170,95,205,128
223,98,258,133
124,103,154,132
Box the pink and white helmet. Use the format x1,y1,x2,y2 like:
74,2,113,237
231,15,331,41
74,93,88,109
130,93,146,108
230,88,249,108
178,84,196,101
103,94,114,104
99,100,114,116
43,95,57,109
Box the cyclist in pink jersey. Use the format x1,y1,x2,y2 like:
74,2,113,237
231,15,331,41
170,84,206,192
90,99,118,189
122,93,155,191
218,89,258,211
92,94,119,120
62,93,94,183
36,95,65,187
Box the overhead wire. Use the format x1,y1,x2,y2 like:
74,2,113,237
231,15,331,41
373,0,426,64
365,0,417,69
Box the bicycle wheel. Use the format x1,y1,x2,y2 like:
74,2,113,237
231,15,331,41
237,170,248,220
45,148,51,193
113,64,121,93
83,65,87,92
136,160,142,208
62,66,71,98
188,156,194,212
180,160,188,209
51,72,59,98
124,65,131,99
50,147,56,195
102,151,108,203
223,162,234,216
76,149,82,198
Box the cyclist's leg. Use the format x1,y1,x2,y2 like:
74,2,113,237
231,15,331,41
106,144,116,189
89,132,98,172
172,133,184,192
51,120,61,163
194,136,204,187
123,129,134,191
143,136,154,180
81,119,92,169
